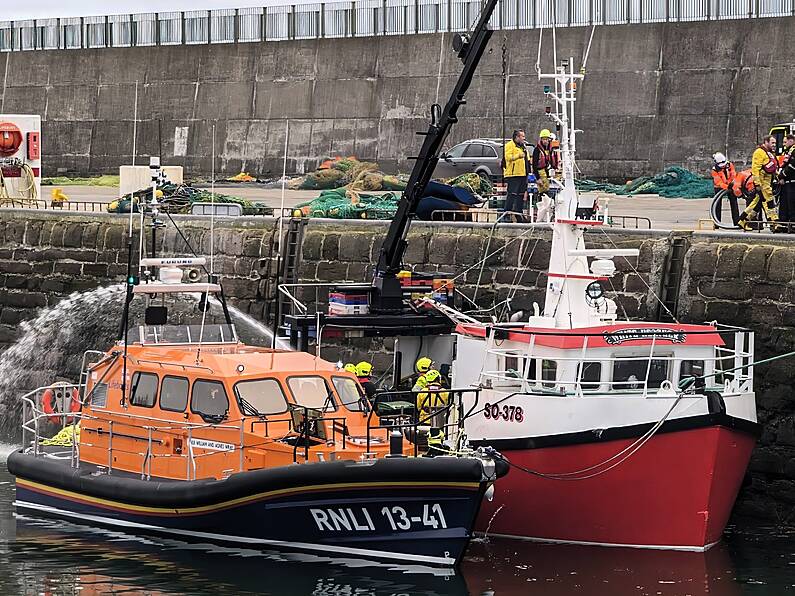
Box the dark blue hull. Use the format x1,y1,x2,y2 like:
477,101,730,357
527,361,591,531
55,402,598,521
9,451,501,566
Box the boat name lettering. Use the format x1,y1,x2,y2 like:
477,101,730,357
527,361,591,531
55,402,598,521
188,438,235,452
603,328,686,345
484,403,524,423
310,504,447,532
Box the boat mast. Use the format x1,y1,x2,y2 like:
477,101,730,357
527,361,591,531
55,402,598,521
535,54,638,328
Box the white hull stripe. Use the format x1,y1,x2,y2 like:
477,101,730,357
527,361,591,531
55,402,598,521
14,500,456,566
478,531,720,553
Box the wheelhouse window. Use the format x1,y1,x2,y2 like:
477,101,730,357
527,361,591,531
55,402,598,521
541,360,557,388
190,379,229,420
160,376,189,412
287,376,336,411
612,359,670,391
130,372,158,408
332,376,368,412
234,378,289,416
577,362,602,391
502,356,536,387
680,360,705,380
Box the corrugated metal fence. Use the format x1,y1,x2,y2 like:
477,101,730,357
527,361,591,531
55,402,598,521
1,0,792,51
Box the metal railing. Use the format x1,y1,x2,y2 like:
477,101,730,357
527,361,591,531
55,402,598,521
2,0,792,51
479,327,754,397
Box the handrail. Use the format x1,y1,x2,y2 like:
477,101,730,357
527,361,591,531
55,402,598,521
481,329,753,396
0,0,789,53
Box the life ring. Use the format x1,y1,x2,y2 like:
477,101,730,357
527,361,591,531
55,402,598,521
41,385,81,422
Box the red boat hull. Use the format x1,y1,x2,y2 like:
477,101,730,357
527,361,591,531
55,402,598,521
476,423,756,549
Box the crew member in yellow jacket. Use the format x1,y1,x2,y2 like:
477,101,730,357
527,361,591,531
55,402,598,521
502,129,529,219
739,135,780,230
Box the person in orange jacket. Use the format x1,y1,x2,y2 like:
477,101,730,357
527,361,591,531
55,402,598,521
711,152,738,225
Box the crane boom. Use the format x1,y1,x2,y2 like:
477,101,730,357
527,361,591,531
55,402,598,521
370,0,500,312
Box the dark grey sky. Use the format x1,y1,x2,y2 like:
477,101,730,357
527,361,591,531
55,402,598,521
5,1,294,20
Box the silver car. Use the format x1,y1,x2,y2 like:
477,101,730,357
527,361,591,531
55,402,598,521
434,139,502,181
435,138,533,181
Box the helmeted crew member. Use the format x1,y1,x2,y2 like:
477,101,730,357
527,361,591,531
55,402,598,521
778,134,795,229
343,363,357,374
406,356,433,389
415,369,450,426
502,129,530,220
711,152,738,225
355,361,377,400
739,135,780,231
532,129,560,198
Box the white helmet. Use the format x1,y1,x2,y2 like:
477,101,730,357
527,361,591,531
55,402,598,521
712,152,727,166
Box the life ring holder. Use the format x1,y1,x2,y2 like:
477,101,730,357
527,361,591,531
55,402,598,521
41,383,81,423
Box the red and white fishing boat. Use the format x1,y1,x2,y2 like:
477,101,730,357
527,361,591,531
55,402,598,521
447,59,759,551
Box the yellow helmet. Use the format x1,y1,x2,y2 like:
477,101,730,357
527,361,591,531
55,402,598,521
343,363,357,374
356,361,373,377
416,357,433,373
424,369,441,384
539,129,552,139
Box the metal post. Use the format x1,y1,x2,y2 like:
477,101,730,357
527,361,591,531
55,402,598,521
415,0,420,33
383,0,387,33
290,5,296,39
105,16,110,47
155,13,160,45
234,8,240,42
319,6,324,38
706,0,711,20
239,421,245,472
263,7,268,41
108,420,114,474
208,10,213,44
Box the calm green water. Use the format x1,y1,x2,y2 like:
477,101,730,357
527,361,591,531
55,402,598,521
0,447,792,596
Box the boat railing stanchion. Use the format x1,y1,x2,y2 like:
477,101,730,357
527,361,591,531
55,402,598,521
107,420,114,474
643,336,657,398
239,420,244,472
186,426,192,480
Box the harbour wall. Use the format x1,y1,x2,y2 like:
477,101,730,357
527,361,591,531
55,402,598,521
1,17,794,179
0,210,794,523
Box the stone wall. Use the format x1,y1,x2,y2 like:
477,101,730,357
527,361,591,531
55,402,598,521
0,210,793,524
1,16,794,179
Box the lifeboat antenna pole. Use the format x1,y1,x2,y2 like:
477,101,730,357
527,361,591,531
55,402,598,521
196,123,216,364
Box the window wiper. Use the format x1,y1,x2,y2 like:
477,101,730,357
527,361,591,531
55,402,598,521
238,396,265,417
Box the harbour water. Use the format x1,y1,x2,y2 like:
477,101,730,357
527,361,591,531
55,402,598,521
0,446,791,595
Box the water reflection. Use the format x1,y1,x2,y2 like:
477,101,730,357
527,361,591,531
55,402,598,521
464,538,742,595
0,454,793,595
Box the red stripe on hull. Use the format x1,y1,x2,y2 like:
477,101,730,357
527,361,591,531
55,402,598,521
477,425,755,549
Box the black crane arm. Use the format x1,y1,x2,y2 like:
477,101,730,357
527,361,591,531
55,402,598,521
370,0,499,312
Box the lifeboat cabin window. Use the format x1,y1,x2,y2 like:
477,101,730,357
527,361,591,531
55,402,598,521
234,379,289,416
160,376,189,412
612,358,669,391
332,376,368,412
577,362,602,391
287,376,337,411
130,372,158,408
90,382,108,408
191,379,230,420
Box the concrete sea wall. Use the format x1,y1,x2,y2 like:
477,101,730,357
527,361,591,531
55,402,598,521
0,210,794,523
1,17,794,179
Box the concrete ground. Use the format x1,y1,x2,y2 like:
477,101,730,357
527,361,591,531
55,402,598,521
47,184,724,231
